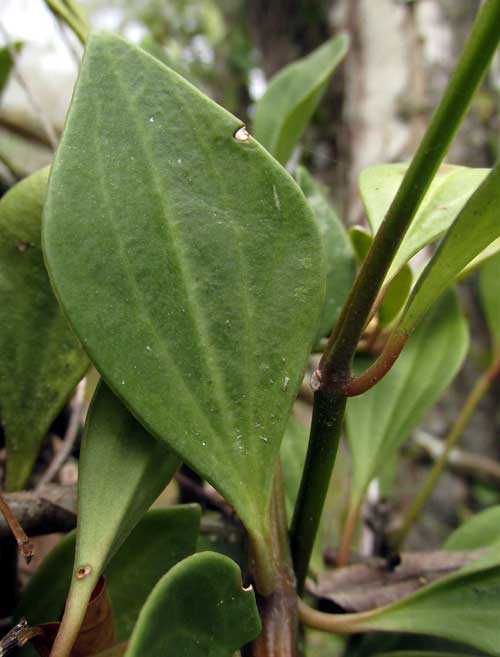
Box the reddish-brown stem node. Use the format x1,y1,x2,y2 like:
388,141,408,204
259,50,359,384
0,491,34,564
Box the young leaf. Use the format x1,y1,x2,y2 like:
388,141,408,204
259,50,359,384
378,264,413,328
359,163,489,278
43,31,325,584
349,226,372,264
297,167,355,341
253,34,349,164
49,383,180,657
0,167,89,490
395,161,500,337
479,253,500,355
444,505,500,551
124,552,261,657
345,290,468,506
17,507,201,639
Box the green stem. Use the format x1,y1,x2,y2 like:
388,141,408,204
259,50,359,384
44,0,88,45
290,390,346,594
394,356,500,549
320,0,500,389
336,497,363,567
290,0,500,593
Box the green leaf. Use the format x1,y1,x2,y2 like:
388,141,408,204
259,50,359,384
253,34,349,164
43,31,325,578
297,167,355,341
49,382,180,656
349,226,372,264
17,507,200,639
359,163,489,278
372,652,482,657
349,551,500,656
345,290,468,504
0,167,88,490
445,506,500,551
378,264,412,327
0,43,21,96
396,161,500,336
124,552,261,657
479,253,500,354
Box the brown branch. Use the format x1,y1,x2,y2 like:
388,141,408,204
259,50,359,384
0,492,34,563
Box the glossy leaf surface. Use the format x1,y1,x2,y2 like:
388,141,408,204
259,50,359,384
0,168,88,490
125,552,261,657
17,508,200,639
360,163,489,277
297,167,355,341
253,34,349,164
479,253,500,355
345,291,468,503
50,383,180,657
445,505,500,551
43,33,325,561
397,161,500,336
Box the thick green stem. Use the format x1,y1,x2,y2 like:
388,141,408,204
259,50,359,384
290,390,346,594
394,356,500,549
290,0,500,593
250,462,298,657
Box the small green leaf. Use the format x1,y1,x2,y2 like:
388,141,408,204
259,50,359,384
445,506,500,551
0,167,88,490
0,43,21,96
350,551,500,656
124,552,261,657
253,34,349,164
479,253,500,355
359,163,489,277
396,161,500,336
17,507,200,638
378,264,413,327
43,32,325,581
349,226,372,264
297,167,355,341
50,382,180,657
345,290,468,504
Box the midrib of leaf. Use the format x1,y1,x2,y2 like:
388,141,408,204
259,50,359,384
104,54,239,441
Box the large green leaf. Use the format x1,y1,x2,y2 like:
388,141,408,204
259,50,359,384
17,507,200,639
0,167,88,490
360,163,489,278
479,253,500,355
49,383,180,657
345,290,468,505
124,552,261,657
43,32,325,577
396,161,500,337
297,167,355,341
253,34,349,165
445,506,500,551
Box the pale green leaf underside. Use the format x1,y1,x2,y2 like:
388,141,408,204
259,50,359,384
345,290,468,501
360,163,489,279
479,253,500,353
253,34,349,164
398,161,500,335
297,166,355,341
125,552,261,657
0,167,88,490
17,507,200,639
55,383,180,653
43,32,325,542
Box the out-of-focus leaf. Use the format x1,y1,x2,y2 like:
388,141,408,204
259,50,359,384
345,291,468,505
359,163,489,278
395,161,500,337
48,384,181,657
297,167,355,341
372,652,482,657
43,32,325,585
0,42,21,95
479,253,500,354
124,552,261,657
378,264,413,327
0,167,88,490
253,34,349,164
444,506,500,551
17,507,200,639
